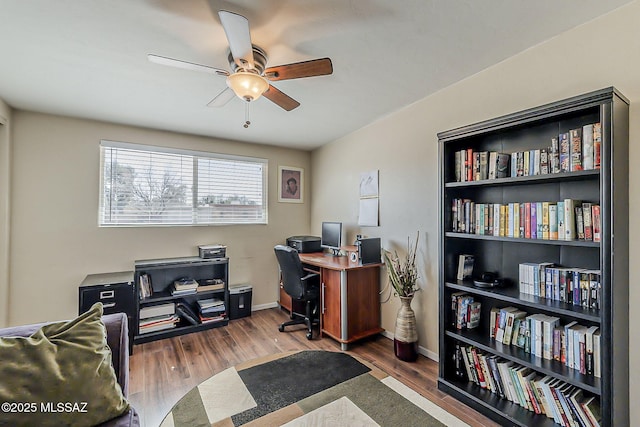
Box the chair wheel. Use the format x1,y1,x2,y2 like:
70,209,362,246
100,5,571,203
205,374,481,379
279,325,285,332
306,332,313,340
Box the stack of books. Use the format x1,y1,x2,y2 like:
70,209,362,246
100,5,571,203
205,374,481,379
197,278,225,293
172,277,198,296
197,298,226,323
138,302,178,334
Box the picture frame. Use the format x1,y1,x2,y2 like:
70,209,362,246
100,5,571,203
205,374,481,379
278,166,303,203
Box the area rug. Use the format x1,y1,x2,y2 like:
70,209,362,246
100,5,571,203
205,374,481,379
159,350,469,427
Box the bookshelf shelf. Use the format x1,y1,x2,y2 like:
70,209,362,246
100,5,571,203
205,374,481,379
134,256,229,345
445,169,599,188
445,281,601,323
439,378,558,427
139,288,225,304
445,232,600,247
445,330,601,394
438,87,629,426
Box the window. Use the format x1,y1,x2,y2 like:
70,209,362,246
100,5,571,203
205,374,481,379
99,141,267,226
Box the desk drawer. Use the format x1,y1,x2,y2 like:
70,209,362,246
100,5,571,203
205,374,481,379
79,283,135,315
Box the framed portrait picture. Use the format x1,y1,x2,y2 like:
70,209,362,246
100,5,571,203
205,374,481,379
278,166,303,203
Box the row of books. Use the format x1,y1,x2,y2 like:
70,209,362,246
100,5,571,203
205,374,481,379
453,344,601,427
519,263,601,309
453,122,601,183
450,292,480,330
138,273,153,299
490,306,601,378
451,198,601,242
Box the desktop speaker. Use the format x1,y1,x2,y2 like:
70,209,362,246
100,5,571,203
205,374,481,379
359,237,381,264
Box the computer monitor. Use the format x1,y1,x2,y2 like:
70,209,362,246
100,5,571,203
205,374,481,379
321,222,342,255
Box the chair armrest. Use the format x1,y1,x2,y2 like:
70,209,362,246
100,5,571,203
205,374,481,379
301,272,320,295
301,272,320,284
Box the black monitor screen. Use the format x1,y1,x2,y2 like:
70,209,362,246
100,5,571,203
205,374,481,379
321,222,342,251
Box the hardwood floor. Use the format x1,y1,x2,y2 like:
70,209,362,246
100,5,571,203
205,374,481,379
129,308,499,427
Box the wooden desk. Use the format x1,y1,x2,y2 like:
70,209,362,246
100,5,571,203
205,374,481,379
298,252,384,350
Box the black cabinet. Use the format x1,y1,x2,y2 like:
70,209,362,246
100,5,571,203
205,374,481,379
133,256,229,344
79,271,136,351
438,88,629,426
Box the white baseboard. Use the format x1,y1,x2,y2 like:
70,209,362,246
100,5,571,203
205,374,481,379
381,330,439,362
255,303,439,362
251,302,279,311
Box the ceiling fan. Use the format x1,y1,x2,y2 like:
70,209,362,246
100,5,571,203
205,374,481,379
148,10,333,127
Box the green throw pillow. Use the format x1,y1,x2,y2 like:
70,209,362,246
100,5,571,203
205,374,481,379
0,303,130,427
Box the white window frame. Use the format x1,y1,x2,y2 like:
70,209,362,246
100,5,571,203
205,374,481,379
99,140,268,226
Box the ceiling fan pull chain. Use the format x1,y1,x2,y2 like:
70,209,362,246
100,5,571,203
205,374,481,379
244,101,251,128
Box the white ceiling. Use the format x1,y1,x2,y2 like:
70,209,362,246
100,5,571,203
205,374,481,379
0,0,631,150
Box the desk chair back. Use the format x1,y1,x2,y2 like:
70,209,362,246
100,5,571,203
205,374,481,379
274,245,320,340
274,245,306,299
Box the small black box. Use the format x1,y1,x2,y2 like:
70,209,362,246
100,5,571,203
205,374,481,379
229,284,252,319
198,244,227,259
286,236,321,253
360,237,381,264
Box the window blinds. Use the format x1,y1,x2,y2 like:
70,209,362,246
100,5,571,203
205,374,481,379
99,141,267,226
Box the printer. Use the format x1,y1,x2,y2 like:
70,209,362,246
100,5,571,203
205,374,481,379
286,235,321,253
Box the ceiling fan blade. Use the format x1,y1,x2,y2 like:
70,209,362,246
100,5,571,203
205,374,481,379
264,58,333,81
262,85,300,111
207,87,236,107
218,10,254,69
148,54,229,76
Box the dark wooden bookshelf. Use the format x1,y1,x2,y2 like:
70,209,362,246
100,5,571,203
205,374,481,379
438,87,629,426
133,256,229,344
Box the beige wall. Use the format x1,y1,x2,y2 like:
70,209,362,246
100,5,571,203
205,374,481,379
312,0,640,416
8,111,311,325
0,99,11,327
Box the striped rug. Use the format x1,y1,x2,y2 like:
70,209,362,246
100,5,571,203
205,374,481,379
160,350,468,427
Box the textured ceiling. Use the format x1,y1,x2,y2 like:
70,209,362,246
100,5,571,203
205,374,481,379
0,0,631,150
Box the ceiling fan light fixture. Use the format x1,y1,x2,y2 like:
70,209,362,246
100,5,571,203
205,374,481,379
226,71,269,102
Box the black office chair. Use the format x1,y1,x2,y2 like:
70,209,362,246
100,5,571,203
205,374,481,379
274,245,320,340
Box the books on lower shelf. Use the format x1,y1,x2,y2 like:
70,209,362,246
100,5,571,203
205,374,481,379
454,344,602,427
139,302,175,319
138,313,179,334
489,305,600,379
197,298,226,323
139,302,178,334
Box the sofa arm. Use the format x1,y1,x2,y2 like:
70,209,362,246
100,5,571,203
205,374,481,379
102,312,129,397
